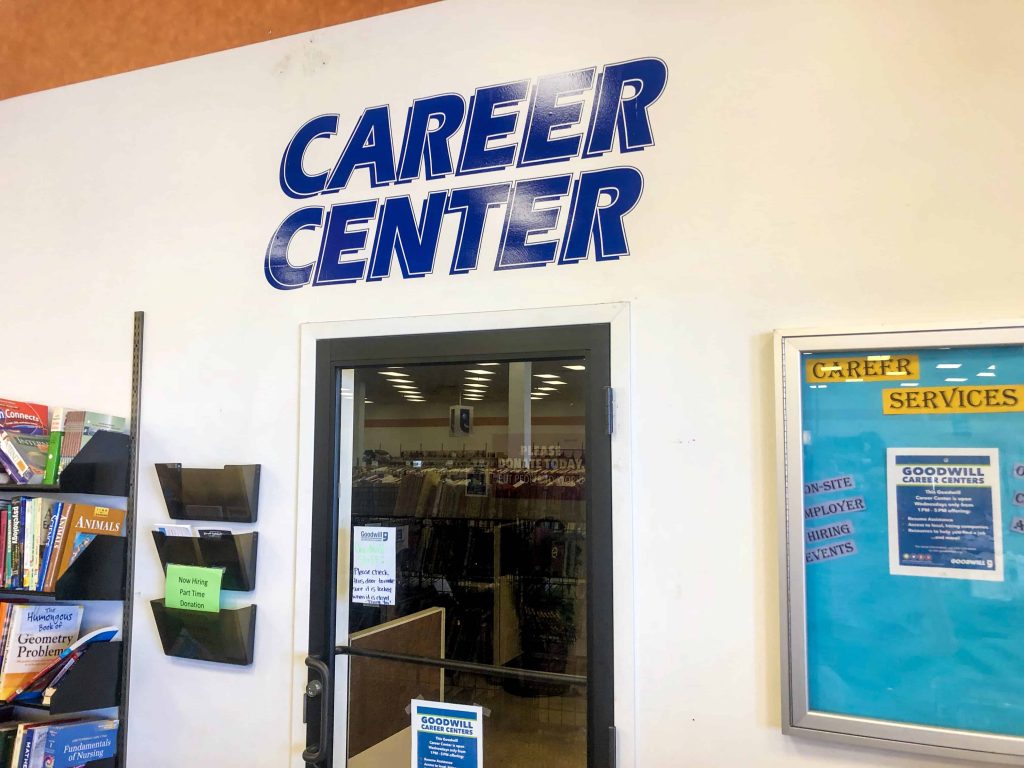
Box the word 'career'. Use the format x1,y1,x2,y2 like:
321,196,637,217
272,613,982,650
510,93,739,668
265,57,667,290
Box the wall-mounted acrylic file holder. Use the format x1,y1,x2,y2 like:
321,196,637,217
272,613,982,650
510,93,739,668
150,600,256,666
154,464,260,522
151,532,258,591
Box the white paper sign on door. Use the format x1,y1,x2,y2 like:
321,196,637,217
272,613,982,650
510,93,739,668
352,526,397,605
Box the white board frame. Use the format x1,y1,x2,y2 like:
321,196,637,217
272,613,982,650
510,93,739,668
776,320,1024,763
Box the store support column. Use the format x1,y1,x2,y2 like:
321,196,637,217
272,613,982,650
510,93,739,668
353,379,365,465
507,362,531,461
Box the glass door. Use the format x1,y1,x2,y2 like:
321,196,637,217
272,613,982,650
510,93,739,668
303,327,613,768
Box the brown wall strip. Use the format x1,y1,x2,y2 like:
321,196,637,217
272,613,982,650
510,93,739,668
532,417,586,426
364,417,586,429
0,0,435,101
365,418,450,428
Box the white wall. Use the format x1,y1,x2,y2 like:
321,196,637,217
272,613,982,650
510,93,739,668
1,1,1023,766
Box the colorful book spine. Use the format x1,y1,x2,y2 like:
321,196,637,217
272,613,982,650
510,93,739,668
23,500,37,592
56,411,84,476
0,504,7,589
18,727,34,768
2,505,10,588
37,503,63,592
42,408,67,485
9,499,23,590
43,507,72,594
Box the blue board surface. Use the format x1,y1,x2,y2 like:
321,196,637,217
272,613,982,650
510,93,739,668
801,344,1024,736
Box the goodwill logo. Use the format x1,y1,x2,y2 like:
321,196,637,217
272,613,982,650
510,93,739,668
264,57,667,289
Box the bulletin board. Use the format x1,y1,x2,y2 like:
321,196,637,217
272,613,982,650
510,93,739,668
777,324,1024,763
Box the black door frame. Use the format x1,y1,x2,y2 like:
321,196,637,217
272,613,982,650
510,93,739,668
304,324,614,767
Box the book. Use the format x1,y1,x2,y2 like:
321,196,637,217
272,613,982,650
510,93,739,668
32,499,51,592
9,724,31,768
51,504,125,585
0,504,7,589
23,500,38,594
36,503,63,592
43,719,118,768
41,507,72,594
57,411,126,478
18,722,48,768
0,723,18,767
58,626,119,661
55,412,83,478
0,604,83,700
0,605,13,667
8,500,24,590
0,432,49,485
42,408,67,485
0,400,48,436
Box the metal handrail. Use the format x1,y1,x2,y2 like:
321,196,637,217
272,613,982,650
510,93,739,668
335,645,588,686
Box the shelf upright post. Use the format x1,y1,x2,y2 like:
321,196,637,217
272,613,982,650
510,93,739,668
118,310,144,768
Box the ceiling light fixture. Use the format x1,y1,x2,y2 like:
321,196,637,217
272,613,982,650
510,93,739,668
563,365,586,371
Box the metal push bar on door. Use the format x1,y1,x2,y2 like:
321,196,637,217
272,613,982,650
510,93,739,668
335,645,589,687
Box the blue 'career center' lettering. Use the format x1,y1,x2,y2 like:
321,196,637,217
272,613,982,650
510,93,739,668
265,57,667,289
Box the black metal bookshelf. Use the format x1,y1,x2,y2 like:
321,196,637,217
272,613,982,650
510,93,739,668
0,311,143,768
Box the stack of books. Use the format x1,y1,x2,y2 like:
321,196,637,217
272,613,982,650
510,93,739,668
0,399,127,486
0,500,125,592
0,717,118,767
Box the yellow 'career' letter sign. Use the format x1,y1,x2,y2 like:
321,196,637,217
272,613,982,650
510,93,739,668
806,354,919,383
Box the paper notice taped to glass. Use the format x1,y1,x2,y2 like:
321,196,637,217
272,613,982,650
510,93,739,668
352,526,397,605
411,699,483,768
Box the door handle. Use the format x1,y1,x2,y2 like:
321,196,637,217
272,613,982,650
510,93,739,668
303,656,332,765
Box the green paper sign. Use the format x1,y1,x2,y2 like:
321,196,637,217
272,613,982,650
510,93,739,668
165,563,223,612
